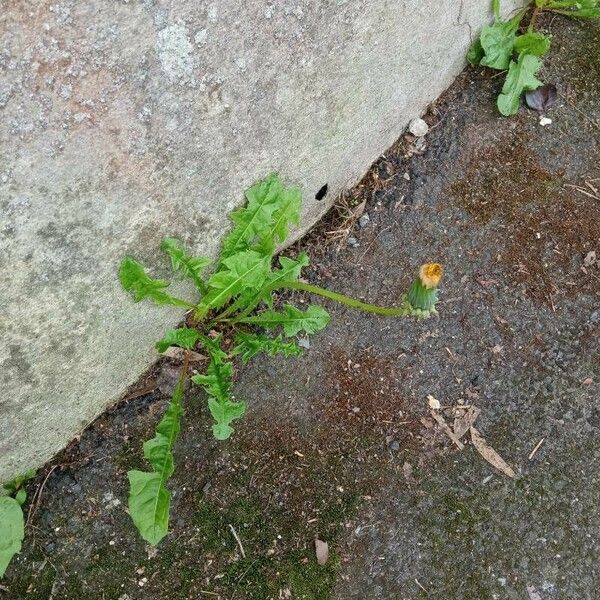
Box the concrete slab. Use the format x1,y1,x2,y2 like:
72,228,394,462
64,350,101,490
0,0,521,480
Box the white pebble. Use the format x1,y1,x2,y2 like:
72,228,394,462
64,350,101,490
427,394,440,410
408,117,429,137
539,116,552,126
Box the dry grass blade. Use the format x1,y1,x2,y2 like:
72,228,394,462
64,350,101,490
453,405,481,439
350,198,367,220
470,427,516,478
325,196,367,243
564,183,600,201
228,524,246,559
528,438,545,460
26,465,58,527
430,410,464,450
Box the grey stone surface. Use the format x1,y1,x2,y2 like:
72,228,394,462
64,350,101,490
0,0,521,481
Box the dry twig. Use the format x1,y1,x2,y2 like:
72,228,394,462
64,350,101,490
27,465,58,527
528,438,545,460
228,524,246,559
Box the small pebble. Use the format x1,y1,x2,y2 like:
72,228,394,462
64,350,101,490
298,336,310,349
347,236,360,248
539,116,552,126
358,214,370,228
414,136,427,151
389,440,400,451
408,117,429,137
427,394,441,410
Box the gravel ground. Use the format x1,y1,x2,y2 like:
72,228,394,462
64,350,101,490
2,14,599,600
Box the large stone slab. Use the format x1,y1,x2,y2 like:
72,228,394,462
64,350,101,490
0,0,521,481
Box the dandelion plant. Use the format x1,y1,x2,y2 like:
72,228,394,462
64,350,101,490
119,173,443,544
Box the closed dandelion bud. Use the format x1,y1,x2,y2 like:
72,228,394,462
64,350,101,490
407,263,443,316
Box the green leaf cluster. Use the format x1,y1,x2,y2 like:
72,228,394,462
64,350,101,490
161,237,210,294
118,174,326,442
220,175,302,259
191,335,246,441
1,470,35,577
119,173,442,545
238,304,330,337
118,257,194,309
233,331,304,363
155,327,202,353
479,10,525,70
536,0,600,18
467,2,548,115
468,0,598,115
0,498,23,578
127,365,186,545
497,53,543,116
120,175,324,543
198,250,271,315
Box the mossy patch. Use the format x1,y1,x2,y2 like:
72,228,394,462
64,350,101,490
2,550,56,600
187,483,357,596
111,441,146,472
449,132,561,224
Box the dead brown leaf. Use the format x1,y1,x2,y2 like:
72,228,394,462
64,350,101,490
470,427,516,478
161,347,207,362
122,382,157,402
453,406,481,439
583,250,597,267
315,539,329,566
351,198,367,219
402,461,416,485
427,394,441,410
156,364,183,396
476,277,498,287
465,387,480,399
526,585,543,600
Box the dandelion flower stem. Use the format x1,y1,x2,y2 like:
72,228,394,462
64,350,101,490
272,281,411,316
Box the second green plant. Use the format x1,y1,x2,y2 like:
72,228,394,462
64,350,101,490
468,0,599,115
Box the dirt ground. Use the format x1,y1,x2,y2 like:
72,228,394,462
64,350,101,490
2,14,599,600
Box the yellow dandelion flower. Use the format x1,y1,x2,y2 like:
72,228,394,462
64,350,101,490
419,263,443,289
